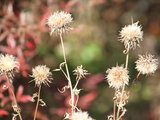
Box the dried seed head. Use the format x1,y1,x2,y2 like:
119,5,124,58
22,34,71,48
12,104,21,113
47,11,73,35
30,65,52,87
70,111,94,120
107,115,113,120
106,65,129,90
0,54,19,77
114,90,129,109
119,22,143,50
135,53,158,74
73,65,89,80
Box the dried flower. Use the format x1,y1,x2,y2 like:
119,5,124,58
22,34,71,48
12,104,21,113
0,54,19,77
30,65,52,87
69,111,94,120
119,22,143,50
73,65,89,80
106,65,129,89
114,90,129,109
107,115,113,120
135,53,158,74
47,11,73,35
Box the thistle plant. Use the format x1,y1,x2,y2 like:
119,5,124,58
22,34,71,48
0,6,158,119
106,21,158,120
0,54,22,120
47,11,94,119
30,65,53,120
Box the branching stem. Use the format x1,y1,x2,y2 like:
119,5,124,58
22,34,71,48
116,47,129,119
33,85,41,120
59,33,74,114
6,75,23,120
113,100,116,120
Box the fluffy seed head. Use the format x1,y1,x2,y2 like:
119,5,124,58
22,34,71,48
119,22,143,50
70,111,94,120
0,54,19,76
106,65,129,90
73,65,89,80
47,11,73,35
135,53,158,74
30,65,52,87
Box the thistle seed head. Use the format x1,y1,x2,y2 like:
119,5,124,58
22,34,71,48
73,65,89,80
0,54,19,77
70,111,94,120
119,22,143,50
47,11,73,35
106,65,129,90
135,53,158,74
30,65,52,87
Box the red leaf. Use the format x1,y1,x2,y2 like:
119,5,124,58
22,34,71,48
83,74,105,90
26,40,35,49
0,46,17,54
78,91,98,109
16,85,32,103
0,109,8,117
0,93,10,107
16,85,24,99
18,95,32,103
7,34,16,48
17,52,30,77
39,11,51,31
0,31,8,42
0,97,10,107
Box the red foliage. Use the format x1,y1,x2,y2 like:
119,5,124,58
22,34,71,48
0,109,8,117
78,91,98,109
0,79,31,117
50,74,104,117
0,3,41,77
16,85,32,103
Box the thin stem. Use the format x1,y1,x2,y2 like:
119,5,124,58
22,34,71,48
74,95,79,110
128,71,141,95
6,75,23,120
119,72,141,109
125,50,129,69
73,78,81,110
33,85,41,120
132,71,141,85
113,100,116,120
73,78,80,90
59,33,74,114
116,48,129,119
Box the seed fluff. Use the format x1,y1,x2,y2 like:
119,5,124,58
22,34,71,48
135,53,158,74
119,21,143,50
47,11,73,35
106,65,129,90
30,65,52,87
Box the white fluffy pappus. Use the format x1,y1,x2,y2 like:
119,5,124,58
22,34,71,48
47,11,73,35
30,65,53,87
135,53,158,74
119,22,143,50
106,65,129,90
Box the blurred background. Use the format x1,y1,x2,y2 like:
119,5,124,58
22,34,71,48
0,0,160,120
